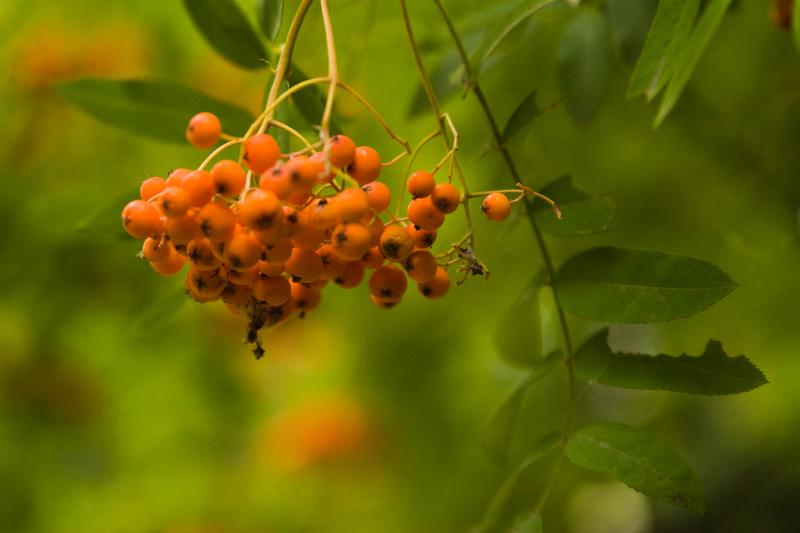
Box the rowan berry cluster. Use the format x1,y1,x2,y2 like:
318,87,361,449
121,109,526,356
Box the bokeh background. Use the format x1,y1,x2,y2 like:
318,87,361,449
1,0,799,532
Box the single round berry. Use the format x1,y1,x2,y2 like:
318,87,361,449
150,250,185,276
166,168,189,187
403,250,437,283
186,112,221,149
122,199,161,239
309,151,336,183
418,267,450,299
379,225,415,262
361,246,385,269
186,238,221,271
225,232,264,271
348,146,381,185
197,201,236,242
291,282,322,311
362,181,391,212
407,197,445,231
309,197,340,229
211,160,247,197
406,225,437,248
158,186,191,218
186,266,227,299
282,155,320,193
327,134,356,168
406,170,435,198
291,221,327,252
227,265,259,286
336,187,371,223
140,176,166,201
221,282,253,307
369,265,408,302
240,189,282,231
181,170,215,207
331,222,372,261
371,293,399,309
259,260,286,277
317,244,346,280
431,183,460,214
243,133,280,174
253,275,291,306
481,192,512,221
334,261,365,288
284,248,324,283
262,237,294,264
260,165,293,200
142,237,172,263
164,215,199,245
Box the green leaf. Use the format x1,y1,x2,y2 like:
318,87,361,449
127,290,188,341
287,66,341,132
510,513,543,533
503,91,542,143
531,176,615,237
59,78,255,144
627,0,699,100
75,186,140,242
409,48,464,117
567,422,704,513
607,0,659,66
183,0,268,69
471,0,557,78
557,10,610,123
575,328,768,395
654,0,734,126
494,276,544,368
484,353,560,467
556,247,736,323
257,0,283,42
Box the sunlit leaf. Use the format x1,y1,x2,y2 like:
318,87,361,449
484,353,560,466
257,0,283,42
607,0,659,66
627,0,699,100
503,91,542,143
184,0,268,69
532,175,615,237
575,328,768,395
557,10,610,123
655,0,734,126
494,276,544,368
566,422,704,513
556,247,736,323
59,78,254,143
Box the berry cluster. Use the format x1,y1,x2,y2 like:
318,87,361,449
121,112,516,356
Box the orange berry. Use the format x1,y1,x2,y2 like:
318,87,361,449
406,225,437,248
362,181,391,212
361,246,385,269
317,244,346,280
406,170,435,198
369,265,407,302
186,112,221,149
181,170,215,207
253,275,291,306
222,283,254,307
368,216,385,246
240,189,282,231
244,133,280,174
379,225,414,262
140,176,165,200
226,232,264,271
197,201,236,242
286,189,312,207
186,238,221,271
327,134,356,168
431,183,460,214
331,222,372,261
157,186,191,218
418,267,450,299
280,206,306,239
403,251,437,283
260,165,293,200
258,260,286,276
308,197,340,229
371,293,399,309
309,151,336,183
336,187,371,223
262,237,293,264
186,266,227,299
227,265,259,286
164,214,199,245
284,248,324,283
481,192,511,221
292,222,327,252
211,160,247,197
348,146,381,185
334,261,365,288
122,199,161,239
150,249,185,276
142,237,172,263
407,197,445,230
291,282,321,311
166,168,189,187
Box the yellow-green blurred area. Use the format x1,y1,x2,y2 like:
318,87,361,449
1,0,799,532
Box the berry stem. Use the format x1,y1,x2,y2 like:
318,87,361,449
319,0,338,140
432,0,575,524
268,119,314,151
197,139,244,171
394,128,441,216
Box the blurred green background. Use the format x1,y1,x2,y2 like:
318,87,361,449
1,0,799,532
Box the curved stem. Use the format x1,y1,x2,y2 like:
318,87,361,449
268,119,314,151
198,139,243,170
394,129,440,215
337,81,411,152
432,0,576,520
320,0,338,138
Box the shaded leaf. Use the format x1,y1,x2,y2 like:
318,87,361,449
287,65,341,133
257,0,283,42
471,0,557,78
627,0,699,100
409,48,464,117
75,186,139,242
557,10,610,123
532,176,615,236
59,78,254,144
503,91,542,143
607,0,659,66
556,247,736,323
484,353,560,467
655,0,734,126
566,422,704,513
494,276,544,368
510,513,543,533
575,328,768,395
183,0,267,69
